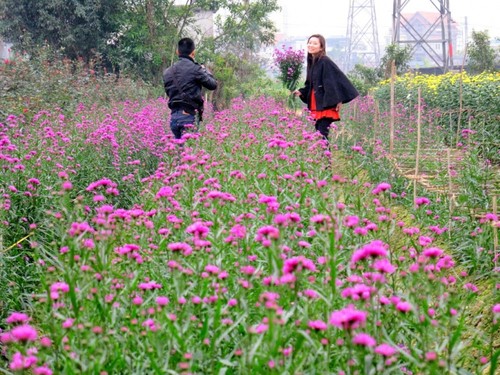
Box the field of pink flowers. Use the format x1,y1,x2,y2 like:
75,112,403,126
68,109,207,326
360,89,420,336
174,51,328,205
0,97,499,374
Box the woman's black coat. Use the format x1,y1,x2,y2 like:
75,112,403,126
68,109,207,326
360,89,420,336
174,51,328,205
298,56,359,110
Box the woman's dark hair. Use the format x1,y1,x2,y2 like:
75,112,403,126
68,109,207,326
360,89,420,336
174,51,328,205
306,34,327,79
178,38,195,56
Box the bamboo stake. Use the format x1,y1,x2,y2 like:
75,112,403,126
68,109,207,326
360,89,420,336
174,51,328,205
455,43,467,147
447,148,453,240
414,88,422,207
1,232,33,254
449,112,453,141
389,60,396,156
374,99,379,144
455,80,464,147
494,196,498,254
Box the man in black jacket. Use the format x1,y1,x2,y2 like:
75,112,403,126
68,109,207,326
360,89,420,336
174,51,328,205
163,38,217,140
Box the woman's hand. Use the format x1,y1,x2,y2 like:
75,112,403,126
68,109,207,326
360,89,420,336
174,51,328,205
292,90,301,97
335,102,343,111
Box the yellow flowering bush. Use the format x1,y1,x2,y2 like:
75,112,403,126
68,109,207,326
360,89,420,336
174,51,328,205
375,71,499,114
373,71,500,162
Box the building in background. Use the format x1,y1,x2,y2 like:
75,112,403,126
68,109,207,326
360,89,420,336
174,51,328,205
1,39,13,60
188,7,215,43
397,11,461,70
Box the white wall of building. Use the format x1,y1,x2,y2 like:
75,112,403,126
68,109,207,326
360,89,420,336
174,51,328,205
1,40,13,60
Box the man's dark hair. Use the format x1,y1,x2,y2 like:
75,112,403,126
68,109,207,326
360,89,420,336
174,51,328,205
178,38,195,56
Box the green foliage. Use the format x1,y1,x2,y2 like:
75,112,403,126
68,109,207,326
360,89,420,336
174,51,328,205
0,0,123,62
379,43,413,78
0,0,280,93
206,52,284,109
347,43,414,95
467,30,498,74
0,0,282,110
198,0,280,108
0,244,40,325
336,104,499,278
0,45,156,120
109,0,196,85
210,0,279,55
207,54,239,109
348,64,381,96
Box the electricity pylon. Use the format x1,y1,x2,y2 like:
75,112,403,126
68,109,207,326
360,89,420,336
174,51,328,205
392,0,454,72
345,0,381,72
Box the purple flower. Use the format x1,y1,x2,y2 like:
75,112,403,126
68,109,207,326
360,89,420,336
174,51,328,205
34,366,53,375
6,312,30,325
396,301,412,313
422,247,444,258
351,240,389,264
283,256,317,274
371,182,392,195
372,259,396,274
352,332,376,347
308,320,328,331
415,196,430,206
156,296,169,306
344,215,360,227
375,343,397,357
49,281,70,300
167,242,193,256
329,305,368,330
9,352,37,371
10,325,38,342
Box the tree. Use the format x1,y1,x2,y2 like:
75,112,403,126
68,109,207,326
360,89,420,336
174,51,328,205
0,0,281,106
378,43,413,78
347,44,414,95
0,0,123,62
108,0,195,83
207,0,279,58
467,30,497,74
113,0,279,86
348,64,380,96
188,0,280,108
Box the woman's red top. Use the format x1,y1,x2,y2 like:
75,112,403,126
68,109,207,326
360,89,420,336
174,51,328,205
310,89,340,120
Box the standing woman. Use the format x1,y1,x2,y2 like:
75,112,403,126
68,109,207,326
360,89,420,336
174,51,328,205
293,34,359,144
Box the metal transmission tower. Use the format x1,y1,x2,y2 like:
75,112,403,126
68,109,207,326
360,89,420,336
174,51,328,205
392,0,454,72
345,0,381,72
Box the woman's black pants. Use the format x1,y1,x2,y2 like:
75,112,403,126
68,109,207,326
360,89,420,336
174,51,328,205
314,118,334,142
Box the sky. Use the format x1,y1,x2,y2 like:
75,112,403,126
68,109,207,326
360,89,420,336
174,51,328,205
272,0,500,42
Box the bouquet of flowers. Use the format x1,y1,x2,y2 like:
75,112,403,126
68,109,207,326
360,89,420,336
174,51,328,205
273,45,305,109
273,45,305,90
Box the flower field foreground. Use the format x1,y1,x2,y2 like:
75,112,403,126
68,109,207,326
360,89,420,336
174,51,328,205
0,97,499,374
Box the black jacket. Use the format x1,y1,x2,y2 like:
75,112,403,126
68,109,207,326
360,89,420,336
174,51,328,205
298,56,358,110
163,55,217,115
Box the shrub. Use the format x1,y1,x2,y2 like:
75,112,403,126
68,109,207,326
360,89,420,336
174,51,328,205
0,45,157,120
